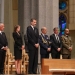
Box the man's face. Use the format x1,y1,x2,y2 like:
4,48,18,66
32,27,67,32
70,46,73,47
0,24,4,31
42,28,47,34
65,29,69,35
54,28,59,34
31,20,37,26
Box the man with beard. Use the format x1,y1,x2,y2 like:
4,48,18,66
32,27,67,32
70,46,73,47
27,18,39,74
61,28,73,59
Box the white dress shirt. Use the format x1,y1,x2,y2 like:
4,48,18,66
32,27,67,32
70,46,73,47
55,34,60,42
31,25,34,30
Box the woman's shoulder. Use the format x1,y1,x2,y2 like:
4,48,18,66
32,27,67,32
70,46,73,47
13,32,18,36
13,32,16,34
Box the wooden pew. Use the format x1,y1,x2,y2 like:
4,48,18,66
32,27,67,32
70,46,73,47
41,59,75,75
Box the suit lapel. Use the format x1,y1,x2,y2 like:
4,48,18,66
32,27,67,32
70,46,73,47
53,34,58,43
2,32,6,41
30,26,36,35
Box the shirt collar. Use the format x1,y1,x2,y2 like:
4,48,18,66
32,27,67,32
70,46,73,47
41,33,46,37
31,25,34,28
54,34,57,36
0,31,2,33
54,33,59,36
65,35,68,37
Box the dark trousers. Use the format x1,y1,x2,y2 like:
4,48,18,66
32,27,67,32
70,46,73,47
28,48,38,74
62,54,71,59
0,50,6,74
51,52,60,59
41,53,49,58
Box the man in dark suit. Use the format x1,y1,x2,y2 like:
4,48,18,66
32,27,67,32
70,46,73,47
39,27,51,62
50,27,62,59
27,18,39,74
0,23,8,74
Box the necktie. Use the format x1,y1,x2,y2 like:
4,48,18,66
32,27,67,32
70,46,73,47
56,35,59,42
32,27,34,30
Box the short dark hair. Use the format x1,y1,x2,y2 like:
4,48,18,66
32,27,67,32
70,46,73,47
14,25,20,32
53,27,58,31
30,18,36,22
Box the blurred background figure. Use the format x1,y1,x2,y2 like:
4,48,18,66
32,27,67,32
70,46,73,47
12,25,24,74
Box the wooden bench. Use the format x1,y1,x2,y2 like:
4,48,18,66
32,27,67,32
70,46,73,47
41,59,75,75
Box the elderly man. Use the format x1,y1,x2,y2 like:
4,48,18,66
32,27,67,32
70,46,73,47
0,23,8,74
39,27,51,62
61,28,73,59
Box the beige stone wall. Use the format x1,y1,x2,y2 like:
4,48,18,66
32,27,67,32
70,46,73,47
12,0,18,26
68,0,75,58
69,0,75,30
4,0,14,54
4,0,18,55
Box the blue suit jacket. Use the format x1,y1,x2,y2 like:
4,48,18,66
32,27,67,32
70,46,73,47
39,34,51,54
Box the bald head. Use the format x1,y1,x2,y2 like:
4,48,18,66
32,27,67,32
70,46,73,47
0,23,4,31
41,27,47,34
65,28,69,35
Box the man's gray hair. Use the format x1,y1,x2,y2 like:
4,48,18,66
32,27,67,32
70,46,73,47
0,23,4,26
41,27,47,31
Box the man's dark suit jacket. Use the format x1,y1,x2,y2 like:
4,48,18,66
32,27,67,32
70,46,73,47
27,25,39,73
0,32,8,74
39,34,51,54
50,34,62,54
0,32,8,50
27,26,39,50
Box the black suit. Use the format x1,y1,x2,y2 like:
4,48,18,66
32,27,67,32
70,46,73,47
39,34,51,59
27,26,39,74
50,34,62,59
0,32,8,74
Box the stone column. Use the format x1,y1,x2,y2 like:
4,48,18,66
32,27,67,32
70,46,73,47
23,0,31,34
38,0,59,35
31,0,38,19
4,0,14,54
38,0,59,62
53,0,59,28
23,0,38,34
18,0,24,34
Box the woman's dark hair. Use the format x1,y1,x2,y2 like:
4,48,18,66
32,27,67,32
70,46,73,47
14,25,20,32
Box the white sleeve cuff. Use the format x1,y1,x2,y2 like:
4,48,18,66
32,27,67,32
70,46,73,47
1,46,4,49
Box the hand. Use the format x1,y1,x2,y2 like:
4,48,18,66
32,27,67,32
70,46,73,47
22,45,25,50
4,46,8,50
69,47,72,51
47,48,51,51
35,43,39,48
57,48,61,52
